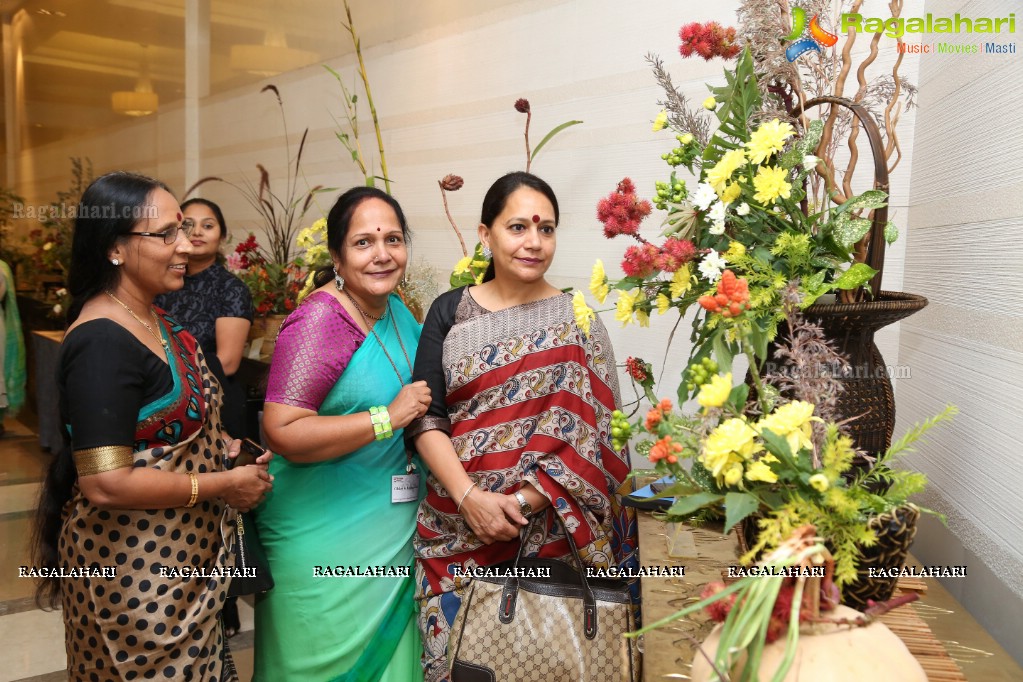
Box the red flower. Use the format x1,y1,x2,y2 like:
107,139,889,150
625,357,649,383
621,243,659,278
702,582,735,622
679,21,742,61
597,178,652,239
514,98,531,113
655,238,697,272
698,270,750,318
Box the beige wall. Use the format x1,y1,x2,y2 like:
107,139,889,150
896,0,1023,664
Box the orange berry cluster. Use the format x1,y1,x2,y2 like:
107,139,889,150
698,269,750,318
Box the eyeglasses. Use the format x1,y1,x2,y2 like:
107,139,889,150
127,224,194,245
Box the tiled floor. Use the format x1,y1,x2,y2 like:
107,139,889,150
0,415,255,681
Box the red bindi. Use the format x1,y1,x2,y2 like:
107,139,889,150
532,214,540,223
177,212,182,221
376,227,381,231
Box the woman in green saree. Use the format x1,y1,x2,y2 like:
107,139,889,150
256,187,432,681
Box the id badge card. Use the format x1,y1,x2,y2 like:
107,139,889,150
391,473,420,503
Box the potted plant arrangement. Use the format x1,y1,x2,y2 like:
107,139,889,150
567,5,955,679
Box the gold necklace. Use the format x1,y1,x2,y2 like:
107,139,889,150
106,292,168,349
342,288,386,321
349,299,412,385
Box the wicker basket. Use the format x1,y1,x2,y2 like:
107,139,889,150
803,291,929,456
842,504,920,610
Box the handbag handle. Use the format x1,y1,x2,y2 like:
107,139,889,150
498,514,600,640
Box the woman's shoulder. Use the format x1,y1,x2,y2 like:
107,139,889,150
61,319,148,363
425,286,467,322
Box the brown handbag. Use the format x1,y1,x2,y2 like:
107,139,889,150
448,517,640,681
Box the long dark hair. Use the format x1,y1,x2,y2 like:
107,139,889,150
479,172,560,283
65,172,172,325
311,186,411,288
33,171,170,607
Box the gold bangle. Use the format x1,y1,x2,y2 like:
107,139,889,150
185,472,199,508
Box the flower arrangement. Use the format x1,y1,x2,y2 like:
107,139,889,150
226,234,308,316
613,281,955,587
186,86,330,315
588,47,899,378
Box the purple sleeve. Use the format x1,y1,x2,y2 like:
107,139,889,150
265,292,365,411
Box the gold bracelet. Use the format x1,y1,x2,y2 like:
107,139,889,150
185,473,199,508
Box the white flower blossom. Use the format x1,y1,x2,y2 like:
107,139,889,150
698,250,728,282
736,203,751,216
692,183,718,211
707,201,727,223
709,220,726,235
803,155,819,170
53,304,63,315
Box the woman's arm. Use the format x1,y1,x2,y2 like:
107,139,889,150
263,380,430,463
78,456,271,512
415,430,526,544
214,317,251,376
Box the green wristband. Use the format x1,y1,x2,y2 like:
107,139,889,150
369,405,393,440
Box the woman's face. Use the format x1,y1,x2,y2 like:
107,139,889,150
182,203,223,261
479,187,557,285
335,197,408,302
112,188,192,298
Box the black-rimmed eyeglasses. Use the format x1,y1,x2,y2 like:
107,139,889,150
127,224,194,245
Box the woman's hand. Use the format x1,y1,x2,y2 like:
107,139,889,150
223,466,273,513
387,380,432,430
460,490,527,544
224,437,274,467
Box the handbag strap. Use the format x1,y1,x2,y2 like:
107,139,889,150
498,513,600,640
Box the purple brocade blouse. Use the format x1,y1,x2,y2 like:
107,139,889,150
265,291,366,412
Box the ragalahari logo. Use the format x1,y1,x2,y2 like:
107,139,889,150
783,6,839,61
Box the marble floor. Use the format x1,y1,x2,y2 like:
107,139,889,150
0,414,256,681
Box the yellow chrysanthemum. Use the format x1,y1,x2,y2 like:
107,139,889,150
757,400,816,455
703,417,760,477
706,149,746,194
809,473,830,492
697,372,733,409
572,291,595,336
703,96,717,110
636,308,650,328
652,110,668,132
745,118,796,165
723,463,744,487
720,182,742,205
656,293,671,315
725,241,746,260
589,259,610,304
679,133,694,145
670,264,692,299
752,165,792,204
745,459,778,484
305,243,329,265
453,255,473,275
615,289,638,326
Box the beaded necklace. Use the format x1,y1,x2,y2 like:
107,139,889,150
343,290,412,385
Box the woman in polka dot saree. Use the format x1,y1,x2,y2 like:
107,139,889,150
33,172,272,682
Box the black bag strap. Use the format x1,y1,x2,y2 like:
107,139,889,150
498,513,600,639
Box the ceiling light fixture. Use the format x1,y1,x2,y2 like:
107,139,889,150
112,45,159,116
229,30,318,77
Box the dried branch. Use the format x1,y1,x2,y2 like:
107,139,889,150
646,53,711,145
